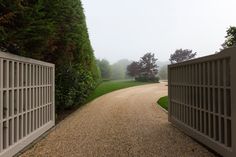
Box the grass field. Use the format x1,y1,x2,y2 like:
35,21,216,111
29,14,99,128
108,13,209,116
87,80,149,102
157,96,168,110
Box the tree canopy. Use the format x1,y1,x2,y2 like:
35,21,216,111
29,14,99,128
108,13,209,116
139,53,158,78
127,61,140,78
169,49,197,64
222,26,236,49
127,53,159,82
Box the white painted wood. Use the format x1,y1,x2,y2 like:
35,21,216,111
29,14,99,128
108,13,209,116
0,59,3,152
0,51,55,157
169,47,236,157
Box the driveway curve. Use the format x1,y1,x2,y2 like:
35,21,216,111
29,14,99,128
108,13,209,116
20,83,216,157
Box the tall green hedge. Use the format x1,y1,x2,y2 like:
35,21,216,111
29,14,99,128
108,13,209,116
0,0,100,110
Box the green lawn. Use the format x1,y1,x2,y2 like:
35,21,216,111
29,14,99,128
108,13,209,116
157,96,168,110
87,80,149,102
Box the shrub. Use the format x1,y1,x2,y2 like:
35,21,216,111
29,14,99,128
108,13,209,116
135,76,160,83
55,64,96,110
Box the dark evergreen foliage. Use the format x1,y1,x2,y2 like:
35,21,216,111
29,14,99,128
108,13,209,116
0,0,100,110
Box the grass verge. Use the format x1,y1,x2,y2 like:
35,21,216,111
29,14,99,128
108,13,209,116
157,96,168,110
87,80,149,102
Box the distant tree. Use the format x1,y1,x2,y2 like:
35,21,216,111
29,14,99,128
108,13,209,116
96,59,111,79
127,61,140,78
111,59,132,80
169,49,197,64
158,65,168,80
222,26,236,49
127,53,159,82
139,53,158,79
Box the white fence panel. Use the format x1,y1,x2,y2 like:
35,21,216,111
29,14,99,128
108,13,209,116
0,51,55,157
168,47,236,157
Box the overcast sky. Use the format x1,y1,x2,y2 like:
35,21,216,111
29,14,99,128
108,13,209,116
82,0,236,63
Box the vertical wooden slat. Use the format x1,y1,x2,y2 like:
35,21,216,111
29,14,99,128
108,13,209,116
20,92,23,139
45,67,47,85
207,62,212,137
223,59,228,146
202,63,207,134
16,62,19,142
199,63,202,132
183,86,186,124
195,63,198,130
36,87,38,128
33,65,35,109
41,66,43,86
46,106,48,123
11,62,14,145
51,67,54,122
28,102,31,134
32,65,35,131
212,61,216,140
190,64,193,128
196,86,199,130
217,60,222,143
29,89,31,132
40,87,42,126
20,63,24,139
37,108,39,128
179,86,183,121
6,60,9,149
36,65,38,86
25,64,28,136
28,64,31,133
21,63,24,88
0,59,3,152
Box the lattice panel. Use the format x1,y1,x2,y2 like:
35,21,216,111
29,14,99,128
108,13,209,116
0,52,55,157
169,48,236,157
170,58,231,147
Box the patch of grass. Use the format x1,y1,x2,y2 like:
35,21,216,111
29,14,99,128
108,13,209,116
87,80,149,102
157,96,168,110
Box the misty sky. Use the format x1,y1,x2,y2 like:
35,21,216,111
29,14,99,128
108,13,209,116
82,0,236,63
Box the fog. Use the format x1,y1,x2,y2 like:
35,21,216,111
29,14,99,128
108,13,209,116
82,0,236,63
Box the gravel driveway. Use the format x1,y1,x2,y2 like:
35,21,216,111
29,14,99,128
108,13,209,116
20,83,216,157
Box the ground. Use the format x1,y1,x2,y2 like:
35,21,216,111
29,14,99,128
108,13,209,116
20,83,216,157
56,80,148,123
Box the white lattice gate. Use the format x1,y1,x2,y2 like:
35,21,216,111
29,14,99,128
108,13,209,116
0,51,55,157
168,47,236,157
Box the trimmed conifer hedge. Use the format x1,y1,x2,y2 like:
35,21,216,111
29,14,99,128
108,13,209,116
0,0,100,110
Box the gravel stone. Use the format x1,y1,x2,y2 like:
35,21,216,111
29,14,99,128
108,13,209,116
20,83,216,157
